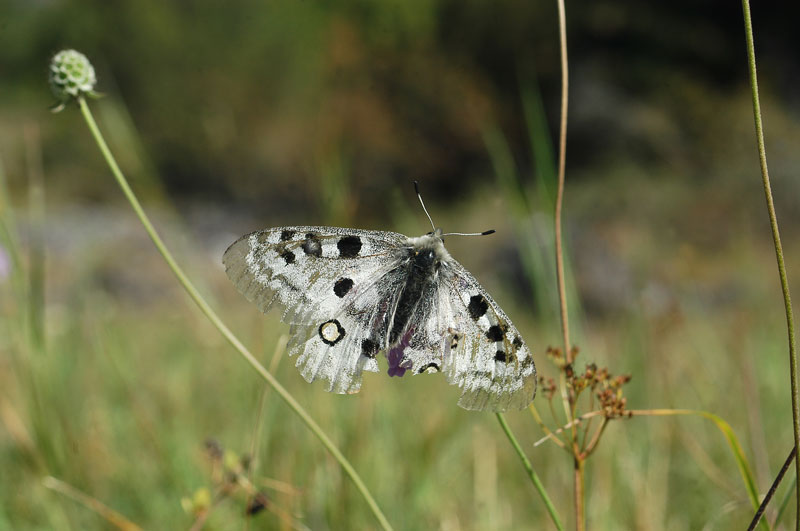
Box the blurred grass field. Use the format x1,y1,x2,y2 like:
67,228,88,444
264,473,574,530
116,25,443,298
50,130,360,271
2,1,800,529
2,162,799,529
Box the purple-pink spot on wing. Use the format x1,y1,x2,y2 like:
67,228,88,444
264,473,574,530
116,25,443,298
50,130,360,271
387,328,413,377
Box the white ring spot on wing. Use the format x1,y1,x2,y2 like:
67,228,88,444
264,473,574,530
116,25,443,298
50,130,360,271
321,321,342,343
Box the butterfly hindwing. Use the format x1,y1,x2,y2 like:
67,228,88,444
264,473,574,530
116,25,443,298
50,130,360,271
288,260,412,393
440,261,537,411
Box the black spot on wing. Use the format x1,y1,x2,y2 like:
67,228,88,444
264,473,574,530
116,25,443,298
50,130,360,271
417,362,441,374
280,229,295,241
333,277,354,298
494,351,507,362
486,325,504,342
513,336,524,350
279,249,295,264
302,233,322,257
468,294,489,320
337,236,362,258
361,338,378,358
450,333,460,349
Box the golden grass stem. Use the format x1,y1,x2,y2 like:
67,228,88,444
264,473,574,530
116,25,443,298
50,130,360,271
75,96,393,531
573,459,584,531
582,417,608,457
43,476,142,531
534,411,603,447
740,2,800,527
495,413,564,530
554,0,570,372
529,404,566,449
552,0,581,527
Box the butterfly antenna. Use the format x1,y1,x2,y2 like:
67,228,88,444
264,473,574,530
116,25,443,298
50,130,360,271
414,181,437,231
441,230,496,237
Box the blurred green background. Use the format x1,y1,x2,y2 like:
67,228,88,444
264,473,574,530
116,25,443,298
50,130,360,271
2,0,800,529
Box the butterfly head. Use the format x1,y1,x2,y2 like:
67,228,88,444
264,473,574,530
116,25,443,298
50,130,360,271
408,229,451,270
408,191,497,269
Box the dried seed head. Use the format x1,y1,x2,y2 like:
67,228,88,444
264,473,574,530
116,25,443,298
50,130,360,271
538,376,558,400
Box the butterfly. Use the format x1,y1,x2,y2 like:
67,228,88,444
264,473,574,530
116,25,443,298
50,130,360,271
222,184,536,411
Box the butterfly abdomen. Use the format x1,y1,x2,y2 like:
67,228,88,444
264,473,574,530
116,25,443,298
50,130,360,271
388,246,439,346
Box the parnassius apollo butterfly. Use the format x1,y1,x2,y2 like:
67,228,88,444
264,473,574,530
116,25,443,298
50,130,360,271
222,184,536,411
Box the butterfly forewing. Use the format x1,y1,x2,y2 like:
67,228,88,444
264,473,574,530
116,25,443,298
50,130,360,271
223,226,409,393
224,226,406,319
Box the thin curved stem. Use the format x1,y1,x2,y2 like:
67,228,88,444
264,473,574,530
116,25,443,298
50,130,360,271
582,417,608,458
76,96,392,531
553,0,574,431
529,404,567,449
740,2,800,527
554,0,570,368
552,0,582,528
496,413,565,531
534,410,603,447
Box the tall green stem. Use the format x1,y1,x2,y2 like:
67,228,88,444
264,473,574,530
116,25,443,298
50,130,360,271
76,96,392,531
740,3,800,527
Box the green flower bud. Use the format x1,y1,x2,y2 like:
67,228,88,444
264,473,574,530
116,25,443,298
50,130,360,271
48,49,97,111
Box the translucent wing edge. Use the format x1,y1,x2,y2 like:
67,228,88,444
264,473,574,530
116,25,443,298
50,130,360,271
443,261,537,412
222,233,282,314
